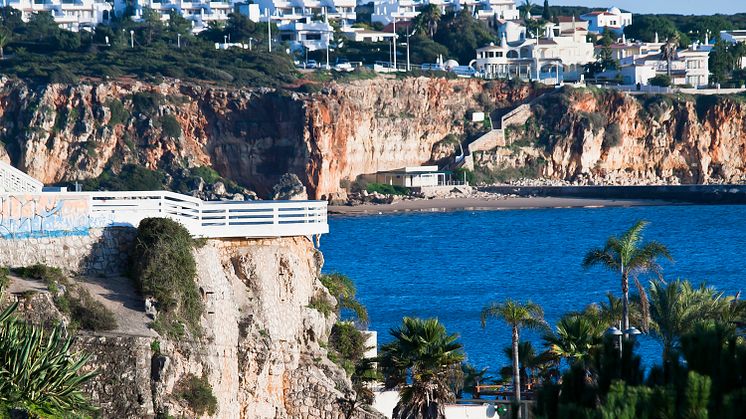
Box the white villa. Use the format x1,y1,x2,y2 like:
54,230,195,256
256,0,356,26
580,6,632,34
372,0,519,26
278,19,333,51
473,21,594,83
114,0,234,33
603,41,711,87
2,0,112,31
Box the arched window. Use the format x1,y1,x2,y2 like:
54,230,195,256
507,50,518,59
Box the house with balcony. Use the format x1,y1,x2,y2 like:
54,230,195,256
473,22,594,84
256,0,355,26
114,0,233,33
278,18,332,51
2,0,112,31
372,0,518,26
580,6,631,35
474,0,519,21
614,44,710,87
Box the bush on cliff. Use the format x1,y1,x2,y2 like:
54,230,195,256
131,217,202,337
175,374,218,416
328,322,368,375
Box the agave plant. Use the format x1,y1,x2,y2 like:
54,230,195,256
0,302,97,417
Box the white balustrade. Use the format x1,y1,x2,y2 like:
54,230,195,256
88,191,328,238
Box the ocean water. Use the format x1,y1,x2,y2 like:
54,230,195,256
320,205,746,372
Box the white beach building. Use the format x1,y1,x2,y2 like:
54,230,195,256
2,0,112,31
367,166,447,188
579,6,632,34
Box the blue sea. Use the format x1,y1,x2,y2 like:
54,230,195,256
320,205,746,373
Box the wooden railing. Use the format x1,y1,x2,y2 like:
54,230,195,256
89,191,328,238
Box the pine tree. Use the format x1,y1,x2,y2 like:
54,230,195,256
542,0,551,20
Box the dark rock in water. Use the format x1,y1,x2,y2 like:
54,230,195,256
272,173,308,200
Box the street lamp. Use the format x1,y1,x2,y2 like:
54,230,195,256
405,28,417,72
130,30,134,48
177,33,181,48
249,37,255,51
606,325,642,359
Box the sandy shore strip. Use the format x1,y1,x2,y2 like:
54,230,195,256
328,196,678,215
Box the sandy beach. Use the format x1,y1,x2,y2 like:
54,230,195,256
328,196,677,215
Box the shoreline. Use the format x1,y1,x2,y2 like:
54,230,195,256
328,196,680,215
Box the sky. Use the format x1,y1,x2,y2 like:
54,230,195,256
551,0,745,15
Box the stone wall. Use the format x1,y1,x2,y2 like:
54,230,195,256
0,227,135,276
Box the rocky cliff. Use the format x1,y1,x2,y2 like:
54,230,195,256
2,77,745,201
0,76,537,199
3,234,376,419
478,87,746,185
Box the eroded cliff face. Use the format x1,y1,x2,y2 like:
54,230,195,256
484,88,746,184
3,235,375,419
0,76,536,198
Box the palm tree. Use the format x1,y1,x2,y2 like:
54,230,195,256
662,33,680,77
320,273,368,325
648,279,727,365
583,220,671,332
413,4,441,38
379,317,464,419
544,311,605,365
0,30,9,60
481,300,547,412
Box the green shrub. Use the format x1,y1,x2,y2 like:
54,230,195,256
131,218,202,336
649,74,672,87
176,374,218,416
80,164,167,191
159,114,181,139
13,264,66,292
131,91,164,116
365,183,409,196
308,294,334,317
329,322,367,375
68,288,117,332
107,99,130,127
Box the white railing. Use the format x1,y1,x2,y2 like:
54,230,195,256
0,161,44,193
88,191,328,238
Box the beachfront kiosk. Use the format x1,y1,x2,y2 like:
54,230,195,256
370,166,447,188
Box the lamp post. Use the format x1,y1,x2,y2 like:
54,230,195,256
392,17,397,70
606,325,642,359
177,33,181,48
249,37,255,51
405,28,416,72
130,30,134,48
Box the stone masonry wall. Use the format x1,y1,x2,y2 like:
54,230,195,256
0,227,135,276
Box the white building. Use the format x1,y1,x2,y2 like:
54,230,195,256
114,0,233,33
278,19,333,51
615,44,710,87
474,0,519,21
372,0,518,27
473,22,594,83
367,166,447,188
340,26,396,42
2,0,112,31
580,6,632,34
256,0,355,26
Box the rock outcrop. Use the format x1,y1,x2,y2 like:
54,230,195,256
481,87,746,185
